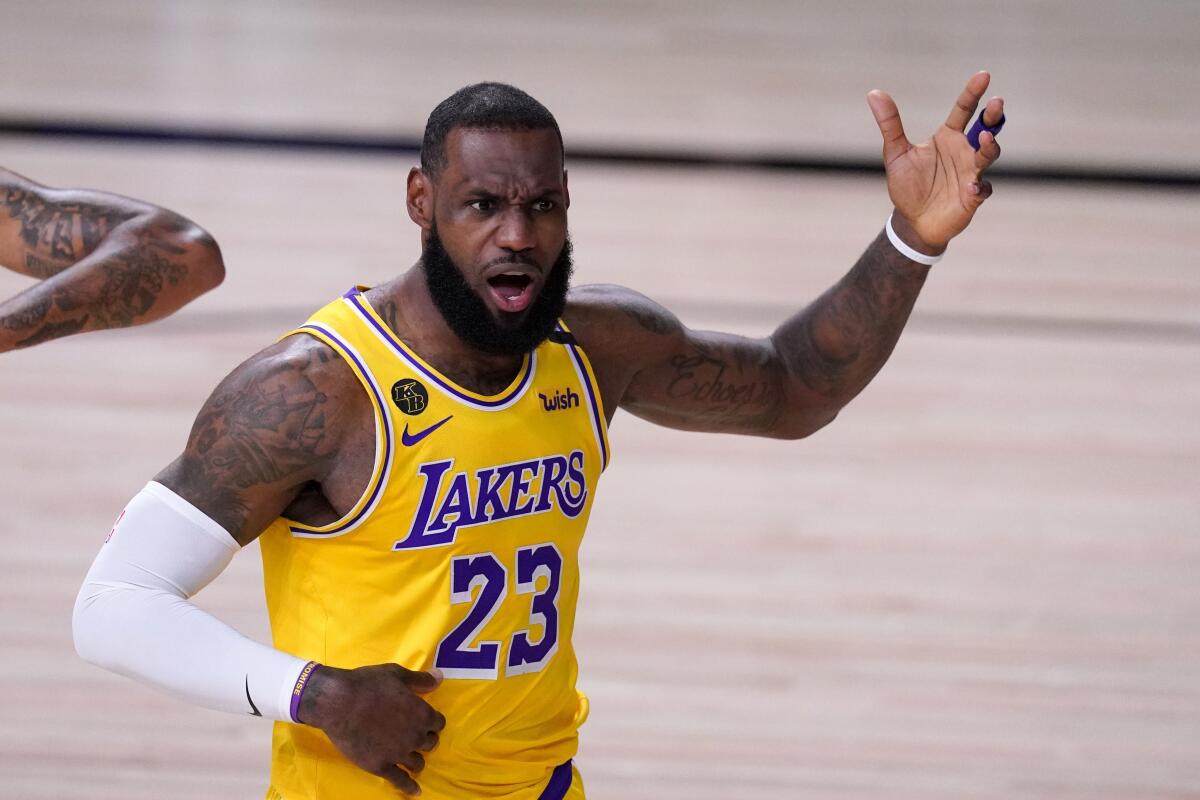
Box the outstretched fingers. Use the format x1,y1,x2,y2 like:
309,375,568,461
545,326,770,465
867,90,911,165
973,130,1002,172
945,71,991,132
981,96,1004,128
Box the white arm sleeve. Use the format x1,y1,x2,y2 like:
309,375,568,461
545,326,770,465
73,481,310,722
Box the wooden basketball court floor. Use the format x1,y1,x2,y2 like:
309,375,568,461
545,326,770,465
1,3,1197,798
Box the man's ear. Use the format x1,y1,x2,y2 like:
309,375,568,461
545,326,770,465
563,169,570,210
406,167,433,229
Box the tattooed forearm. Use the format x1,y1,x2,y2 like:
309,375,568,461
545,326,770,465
24,252,65,279
0,236,190,351
86,248,187,328
14,317,91,348
1,296,51,331
1,184,135,275
774,228,929,401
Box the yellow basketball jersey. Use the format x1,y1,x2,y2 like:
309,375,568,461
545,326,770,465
259,287,609,800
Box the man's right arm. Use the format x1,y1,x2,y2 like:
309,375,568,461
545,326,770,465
73,337,444,795
153,336,345,543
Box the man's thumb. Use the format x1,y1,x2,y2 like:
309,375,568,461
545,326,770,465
867,90,910,164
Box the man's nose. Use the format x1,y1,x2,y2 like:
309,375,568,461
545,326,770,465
495,207,535,252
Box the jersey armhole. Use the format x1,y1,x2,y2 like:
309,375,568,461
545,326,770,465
277,324,395,538
556,320,611,472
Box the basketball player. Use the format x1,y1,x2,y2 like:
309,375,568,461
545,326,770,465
0,167,224,352
73,72,1005,799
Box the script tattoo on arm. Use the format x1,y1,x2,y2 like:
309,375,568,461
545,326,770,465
649,339,785,432
624,328,787,434
573,286,783,434
157,343,337,542
586,228,930,439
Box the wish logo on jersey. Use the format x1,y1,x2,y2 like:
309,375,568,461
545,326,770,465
538,387,579,412
394,450,588,550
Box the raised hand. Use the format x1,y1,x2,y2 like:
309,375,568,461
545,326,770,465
867,70,1005,253
298,663,447,796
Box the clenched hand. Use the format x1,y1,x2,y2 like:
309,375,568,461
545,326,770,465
299,663,447,796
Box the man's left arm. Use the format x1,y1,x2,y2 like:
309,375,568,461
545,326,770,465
573,72,1005,439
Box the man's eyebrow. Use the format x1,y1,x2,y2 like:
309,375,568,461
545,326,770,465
457,185,564,199
454,185,507,202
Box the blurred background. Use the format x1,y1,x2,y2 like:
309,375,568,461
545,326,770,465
1,2,1197,798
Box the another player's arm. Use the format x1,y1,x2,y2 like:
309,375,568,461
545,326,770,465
74,337,443,795
572,72,1005,439
0,166,224,352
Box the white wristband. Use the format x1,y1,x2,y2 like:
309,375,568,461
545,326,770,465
885,213,943,266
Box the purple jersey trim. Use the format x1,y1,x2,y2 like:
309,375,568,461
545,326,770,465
344,288,535,410
536,760,573,800
558,325,609,470
287,323,393,536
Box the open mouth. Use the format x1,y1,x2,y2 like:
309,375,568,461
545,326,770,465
486,272,536,313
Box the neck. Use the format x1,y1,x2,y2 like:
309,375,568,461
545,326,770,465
363,265,527,395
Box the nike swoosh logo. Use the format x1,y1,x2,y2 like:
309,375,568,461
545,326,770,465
245,676,262,717
401,415,453,447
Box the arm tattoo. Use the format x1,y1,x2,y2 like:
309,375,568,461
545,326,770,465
2,186,135,272
24,252,66,279
625,337,784,433
613,231,927,437
664,341,783,431
2,232,188,348
85,247,188,327
179,350,331,535
1,296,51,331
9,317,91,348
776,229,928,400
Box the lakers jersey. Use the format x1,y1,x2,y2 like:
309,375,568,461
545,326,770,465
259,287,609,799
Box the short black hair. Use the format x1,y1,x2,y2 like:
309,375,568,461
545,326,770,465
420,82,564,177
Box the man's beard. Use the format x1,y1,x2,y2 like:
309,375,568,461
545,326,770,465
421,223,574,357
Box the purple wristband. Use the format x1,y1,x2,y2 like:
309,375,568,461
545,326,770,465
290,661,320,724
967,111,1006,150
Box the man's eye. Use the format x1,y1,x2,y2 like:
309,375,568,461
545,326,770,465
469,199,494,212
532,200,555,212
